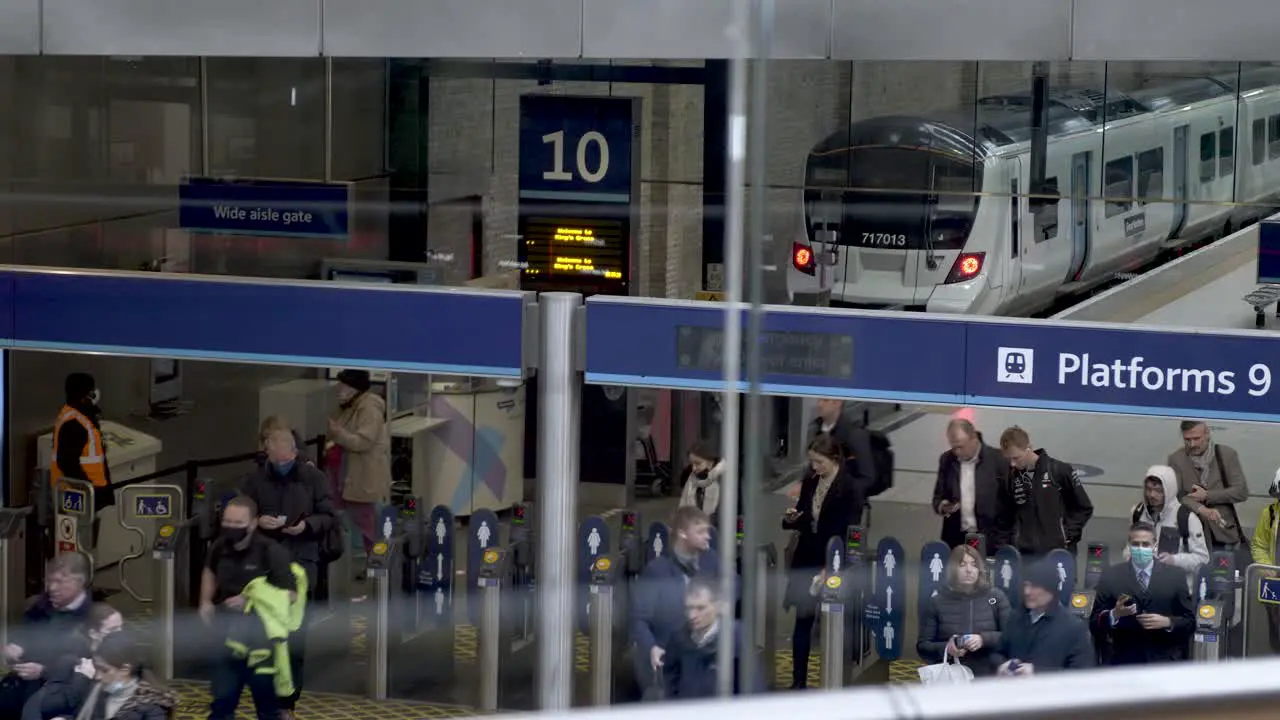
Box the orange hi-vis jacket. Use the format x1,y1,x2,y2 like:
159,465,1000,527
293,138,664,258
50,404,107,487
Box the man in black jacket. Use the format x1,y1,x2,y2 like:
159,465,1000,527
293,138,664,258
997,559,1094,675
2,553,94,716
241,425,335,718
998,426,1094,559
932,418,1011,553
808,399,876,497
1089,522,1194,665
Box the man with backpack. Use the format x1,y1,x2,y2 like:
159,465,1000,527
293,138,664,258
807,399,895,503
1130,465,1208,595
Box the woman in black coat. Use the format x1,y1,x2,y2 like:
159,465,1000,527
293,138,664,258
782,434,863,690
917,544,1013,676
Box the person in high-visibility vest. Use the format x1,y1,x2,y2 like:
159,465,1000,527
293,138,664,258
52,373,112,513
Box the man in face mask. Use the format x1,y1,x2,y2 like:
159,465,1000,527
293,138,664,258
51,373,114,547
199,496,297,720
1088,522,1195,665
240,426,334,718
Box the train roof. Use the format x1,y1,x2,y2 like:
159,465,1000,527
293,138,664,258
812,66,1280,160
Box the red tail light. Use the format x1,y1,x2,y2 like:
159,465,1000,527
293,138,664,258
944,252,985,284
793,243,815,275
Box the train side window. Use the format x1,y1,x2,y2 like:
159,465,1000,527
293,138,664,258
1136,148,1164,204
1032,177,1058,242
1104,157,1134,218
1199,132,1216,182
1269,115,1280,160
1219,127,1234,177
1253,118,1266,166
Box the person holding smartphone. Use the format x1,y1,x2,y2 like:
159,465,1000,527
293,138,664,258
1089,522,1195,665
782,434,863,689
241,425,336,719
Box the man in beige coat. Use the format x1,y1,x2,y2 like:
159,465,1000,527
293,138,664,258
328,369,391,555
1169,420,1249,553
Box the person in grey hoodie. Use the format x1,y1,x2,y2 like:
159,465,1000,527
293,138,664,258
917,544,1013,677
1128,465,1209,596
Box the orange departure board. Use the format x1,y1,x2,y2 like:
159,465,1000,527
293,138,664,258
519,214,629,294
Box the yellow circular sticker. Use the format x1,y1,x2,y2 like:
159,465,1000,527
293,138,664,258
483,549,500,565
825,575,842,590
158,525,175,538
1070,594,1088,608
1199,605,1217,619
595,557,612,572
372,542,388,556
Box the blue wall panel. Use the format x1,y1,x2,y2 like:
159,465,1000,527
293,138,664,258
0,268,529,377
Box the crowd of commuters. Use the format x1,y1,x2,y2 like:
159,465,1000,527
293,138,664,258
24,369,394,719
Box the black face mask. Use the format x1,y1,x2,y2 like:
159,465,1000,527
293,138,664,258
221,526,250,547
694,470,709,480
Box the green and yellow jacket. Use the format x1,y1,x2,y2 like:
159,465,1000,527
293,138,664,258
226,562,308,697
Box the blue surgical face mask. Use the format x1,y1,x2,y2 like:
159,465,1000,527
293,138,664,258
272,459,296,476
1130,545,1154,567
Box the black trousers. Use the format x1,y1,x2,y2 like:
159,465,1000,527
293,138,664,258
791,613,817,688
209,653,278,720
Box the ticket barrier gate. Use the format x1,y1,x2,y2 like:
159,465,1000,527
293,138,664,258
476,546,511,711
818,537,847,690
0,507,33,652
1239,562,1280,659
1193,600,1226,661
150,517,194,680
587,554,617,706
509,504,535,650
115,484,186,676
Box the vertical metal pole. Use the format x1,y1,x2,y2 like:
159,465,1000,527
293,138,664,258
536,292,583,711
368,571,390,700
717,0,750,698
155,558,175,680
199,58,210,174
588,586,614,705
478,582,501,711
739,0,772,695
0,538,9,653
324,57,334,183
820,608,845,688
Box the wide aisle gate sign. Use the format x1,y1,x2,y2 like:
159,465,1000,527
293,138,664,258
584,296,1280,423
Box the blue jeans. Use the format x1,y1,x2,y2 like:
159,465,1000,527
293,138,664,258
208,652,278,720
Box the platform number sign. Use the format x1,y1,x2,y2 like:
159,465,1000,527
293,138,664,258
540,129,610,184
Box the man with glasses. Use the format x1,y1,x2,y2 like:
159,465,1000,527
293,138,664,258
2,553,94,715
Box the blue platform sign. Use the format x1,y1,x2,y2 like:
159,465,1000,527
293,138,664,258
576,516,611,633
466,508,500,625
873,537,906,661
645,522,669,562
423,505,455,624
179,177,351,240
518,95,638,203
1258,221,1280,284
1044,548,1077,606
584,295,1280,424
0,267,529,378
918,541,950,626
993,546,1023,602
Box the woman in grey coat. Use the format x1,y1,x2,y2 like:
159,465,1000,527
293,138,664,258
917,544,1013,676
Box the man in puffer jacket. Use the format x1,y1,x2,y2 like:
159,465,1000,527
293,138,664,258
1129,465,1209,595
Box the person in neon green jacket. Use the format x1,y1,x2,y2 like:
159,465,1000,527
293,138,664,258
226,562,309,699
1249,468,1280,653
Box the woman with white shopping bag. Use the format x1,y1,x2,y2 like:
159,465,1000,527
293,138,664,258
917,544,1012,679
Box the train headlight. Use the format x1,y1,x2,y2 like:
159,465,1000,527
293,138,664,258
943,252,985,284
793,243,815,275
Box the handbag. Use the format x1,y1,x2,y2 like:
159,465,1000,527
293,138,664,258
917,647,975,686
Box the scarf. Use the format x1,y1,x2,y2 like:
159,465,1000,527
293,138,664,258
680,461,724,516
810,470,837,531
1190,444,1215,485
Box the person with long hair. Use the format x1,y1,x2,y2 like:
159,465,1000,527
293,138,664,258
781,434,863,689
73,632,176,720
917,544,1012,676
24,603,124,720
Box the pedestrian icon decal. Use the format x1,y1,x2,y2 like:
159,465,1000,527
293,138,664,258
652,534,664,558
1056,562,1066,590
1199,576,1208,602
588,527,601,555
883,622,895,650
382,516,394,540
883,549,896,577
477,520,492,548
1001,561,1013,589
929,553,943,582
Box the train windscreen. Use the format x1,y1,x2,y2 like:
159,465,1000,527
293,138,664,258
804,147,980,251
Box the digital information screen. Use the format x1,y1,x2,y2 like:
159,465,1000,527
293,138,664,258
518,214,628,294
675,326,854,379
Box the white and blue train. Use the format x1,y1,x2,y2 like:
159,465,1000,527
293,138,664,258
787,66,1280,315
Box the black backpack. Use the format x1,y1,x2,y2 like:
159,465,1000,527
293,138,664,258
1131,504,1191,547
865,430,895,497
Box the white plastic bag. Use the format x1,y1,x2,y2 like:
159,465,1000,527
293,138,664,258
917,647,975,686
